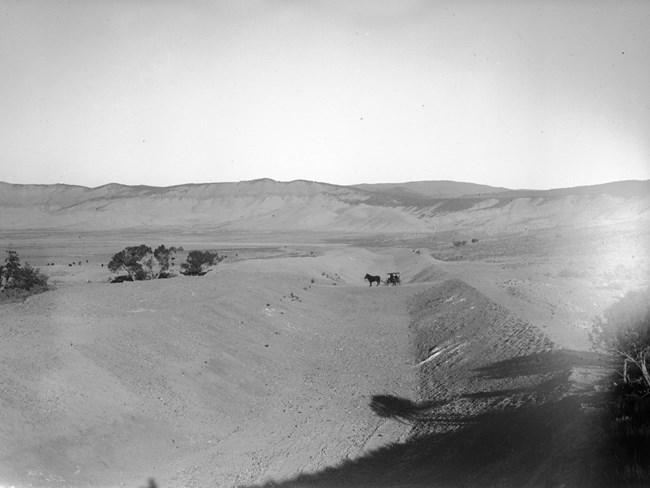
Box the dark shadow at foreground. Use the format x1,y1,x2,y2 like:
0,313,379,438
238,350,621,488
239,397,611,488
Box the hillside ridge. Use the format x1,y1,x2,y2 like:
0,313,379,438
0,178,648,233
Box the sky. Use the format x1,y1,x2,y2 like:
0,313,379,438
0,0,649,190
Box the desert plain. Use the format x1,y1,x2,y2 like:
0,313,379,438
1,179,649,487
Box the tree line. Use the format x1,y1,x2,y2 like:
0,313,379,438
1,245,226,300
107,245,225,280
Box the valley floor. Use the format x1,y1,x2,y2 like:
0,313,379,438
0,224,648,487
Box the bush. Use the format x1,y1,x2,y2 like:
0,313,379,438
591,288,650,388
591,288,650,485
152,245,176,278
452,240,468,248
108,244,177,281
0,250,48,295
180,250,225,276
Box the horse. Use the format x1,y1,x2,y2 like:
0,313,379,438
364,273,381,287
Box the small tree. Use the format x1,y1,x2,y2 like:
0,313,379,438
108,244,178,280
151,245,176,279
591,288,650,485
108,245,151,281
180,250,224,276
0,250,48,292
591,288,650,388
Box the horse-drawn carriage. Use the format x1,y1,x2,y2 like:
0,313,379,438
364,272,401,286
386,272,400,286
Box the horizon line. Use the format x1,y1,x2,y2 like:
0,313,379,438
1,177,649,193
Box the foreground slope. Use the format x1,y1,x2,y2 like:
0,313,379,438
0,248,433,487
245,280,610,488
0,243,622,488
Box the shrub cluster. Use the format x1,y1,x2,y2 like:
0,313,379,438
452,239,480,247
107,246,225,280
180,250,225,276
0,250,48,296
592,288,650,388
591,288,650,485
108,245,177,281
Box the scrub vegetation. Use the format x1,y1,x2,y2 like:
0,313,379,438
108,244,177,281
0,250,49,302
107,245,226,281
591,288,650,485
180,250,225,276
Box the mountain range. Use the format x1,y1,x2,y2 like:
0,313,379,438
1,178,648,233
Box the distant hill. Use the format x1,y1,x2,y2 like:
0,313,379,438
353,180,509,199
0,178,648,233
484,180,650,199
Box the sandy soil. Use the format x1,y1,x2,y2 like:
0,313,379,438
1,223,648,487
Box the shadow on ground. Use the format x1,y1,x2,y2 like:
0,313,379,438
368,395,448,424
475,349,612,379
238,350,617,488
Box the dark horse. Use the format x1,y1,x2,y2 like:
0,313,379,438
364,273,381,287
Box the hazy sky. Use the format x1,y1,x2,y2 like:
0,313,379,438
1,0,648,189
